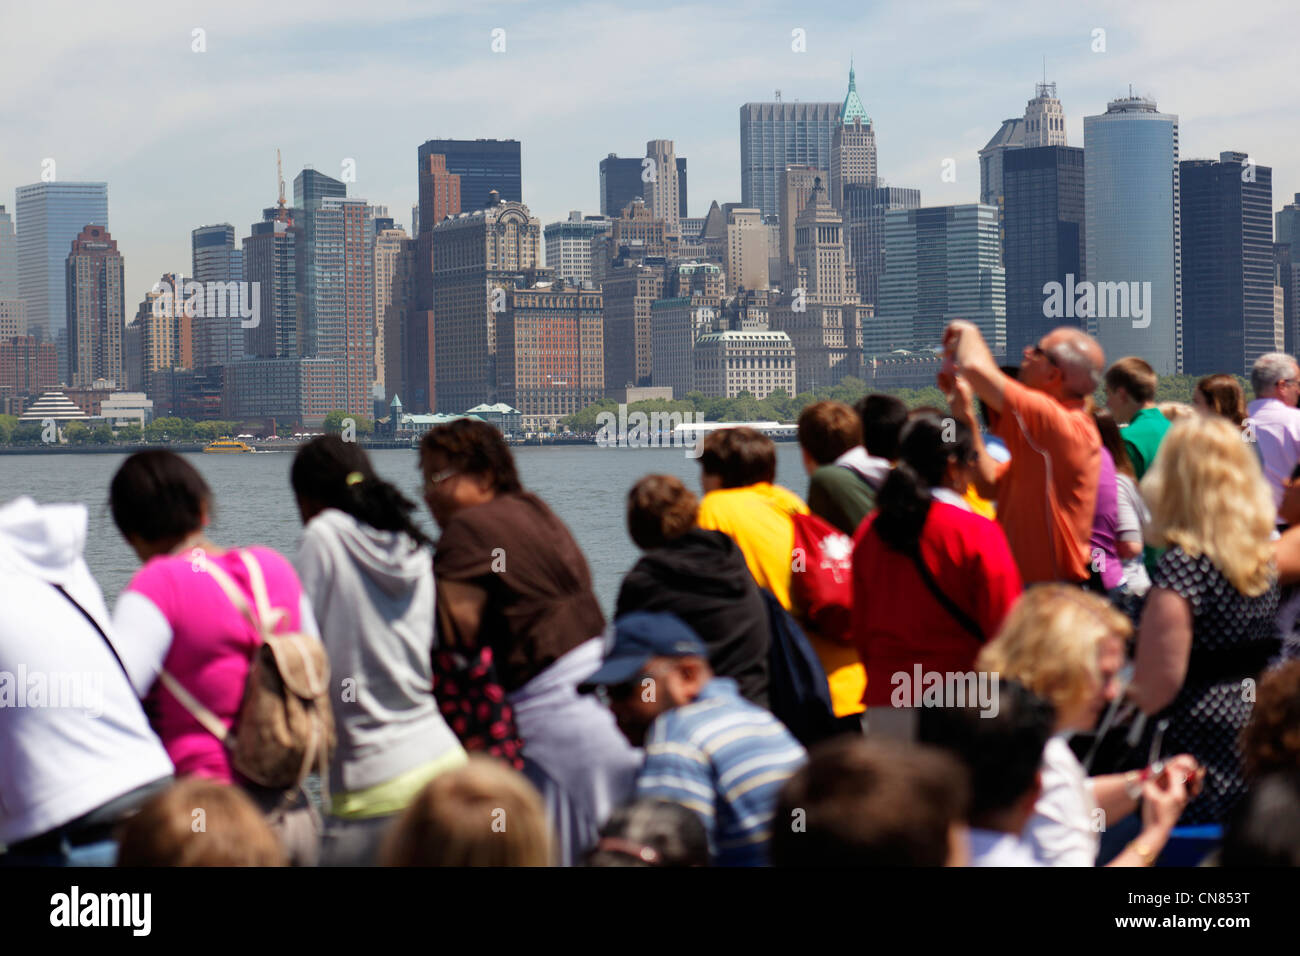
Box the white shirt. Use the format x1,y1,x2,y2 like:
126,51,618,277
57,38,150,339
0,498,174,846
1246,397,1300,509
1024,735,1100,866
969,828,1042,866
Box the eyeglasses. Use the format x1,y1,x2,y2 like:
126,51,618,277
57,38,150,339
425,467,460,488
1029,342,1060,368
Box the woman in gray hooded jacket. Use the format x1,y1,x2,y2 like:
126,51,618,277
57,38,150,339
291,436,466,866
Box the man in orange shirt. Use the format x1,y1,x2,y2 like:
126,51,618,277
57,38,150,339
942,320,1103,585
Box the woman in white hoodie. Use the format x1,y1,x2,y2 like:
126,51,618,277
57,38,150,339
291,436,466,866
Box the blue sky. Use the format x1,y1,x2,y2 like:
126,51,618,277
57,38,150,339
3,0,1297,302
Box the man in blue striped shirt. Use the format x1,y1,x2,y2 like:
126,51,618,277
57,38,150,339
580,611,807,866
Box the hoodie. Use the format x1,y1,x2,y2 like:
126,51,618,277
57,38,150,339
295,508,463,799
0,497,173,846
616,528,770,706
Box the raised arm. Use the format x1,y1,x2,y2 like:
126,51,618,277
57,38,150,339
943,320,1012,415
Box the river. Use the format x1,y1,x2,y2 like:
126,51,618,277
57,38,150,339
0,443,809,614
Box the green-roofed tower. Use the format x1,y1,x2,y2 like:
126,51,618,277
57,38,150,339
830,62,878,212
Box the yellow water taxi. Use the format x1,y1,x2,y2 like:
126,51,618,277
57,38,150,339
202,437,254,454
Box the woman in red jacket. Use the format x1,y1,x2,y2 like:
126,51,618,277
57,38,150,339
852,409,1022,739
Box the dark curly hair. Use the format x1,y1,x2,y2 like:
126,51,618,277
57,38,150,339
1242,659,1300,778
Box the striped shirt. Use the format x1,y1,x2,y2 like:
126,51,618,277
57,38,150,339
636,677,807,866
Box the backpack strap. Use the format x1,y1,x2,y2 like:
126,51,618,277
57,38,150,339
158,669,231,742
906,547,985,643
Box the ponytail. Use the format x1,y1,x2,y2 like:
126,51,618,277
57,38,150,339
872,409,974,555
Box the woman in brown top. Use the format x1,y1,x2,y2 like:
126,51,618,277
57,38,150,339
418,419,639,865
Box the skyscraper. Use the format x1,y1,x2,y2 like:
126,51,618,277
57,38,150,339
1276,194,1300,354
843,184,921,309
1179,151,1273,375
14,181,109,377
544,212,611,286
1002,146,1085,357
830,64,877,211
242,204,303,361
0,204,17,298
770,178,867,390
430,196,541,412
779,165,827,289
65,224,124,387
416,139,521,212
740,101,841,220
314,196,374,417
373,224,414,400
599,154,688,219
872,204,1005,355
724,207,769,293
293,168,347,360
980,82,1067,207
191,224,244,369
645,140,682,236
1083,95,1181,375
416,153,462,235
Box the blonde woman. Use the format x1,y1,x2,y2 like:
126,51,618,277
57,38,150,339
1130,415,1281,824
978,587,1199,866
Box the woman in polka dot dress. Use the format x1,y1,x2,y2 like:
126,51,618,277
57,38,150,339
1128,416,1281,824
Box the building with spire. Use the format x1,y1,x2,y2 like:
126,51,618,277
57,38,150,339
830,63,877,212
979,80,1067,206
770,177,867,390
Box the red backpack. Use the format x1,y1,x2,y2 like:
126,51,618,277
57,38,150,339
789,511,854,644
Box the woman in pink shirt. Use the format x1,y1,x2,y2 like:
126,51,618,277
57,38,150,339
109,451,320,861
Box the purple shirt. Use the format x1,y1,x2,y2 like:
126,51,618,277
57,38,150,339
1089,448,1122,589
1246,398,1300,510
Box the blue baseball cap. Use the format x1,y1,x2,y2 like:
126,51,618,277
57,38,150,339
578,612,709,693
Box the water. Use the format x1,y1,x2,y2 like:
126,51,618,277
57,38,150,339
0,444,809,615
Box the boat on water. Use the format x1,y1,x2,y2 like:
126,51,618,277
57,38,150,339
202,437,255,454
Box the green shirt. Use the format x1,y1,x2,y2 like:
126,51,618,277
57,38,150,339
807,463,878,536
1120,406,1171,479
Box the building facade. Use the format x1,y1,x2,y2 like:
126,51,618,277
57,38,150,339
65,225,124,387
544,213,611,286
496,281,604,430
190,223,245,369
873,204,1006,355
1083,95,1181,375
844,183,921,309
602,260,665,391
416,139,521,212
0,204,17,298
1002,145,1085,358
430,198,541,412
829,65,877,212
1179,151,1274,376
693,329,796,398
740,101,841,220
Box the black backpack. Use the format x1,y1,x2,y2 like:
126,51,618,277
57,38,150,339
759,589,839,746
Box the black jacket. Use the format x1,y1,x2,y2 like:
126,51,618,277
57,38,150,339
616,528,770,707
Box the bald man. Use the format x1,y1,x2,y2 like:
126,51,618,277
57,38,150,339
941,320,1104,585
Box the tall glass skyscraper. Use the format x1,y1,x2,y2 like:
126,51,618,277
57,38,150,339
416,139,521,213
740,101,841,221
191,224,244,369
844,184,921,309
0,204,17,298
873,204,1005,354
293,168,347,359
1180,152,1274,376
1083,96,1181,374
14,181,109,378
1002,145,1085,358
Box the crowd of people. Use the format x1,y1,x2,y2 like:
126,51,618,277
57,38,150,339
2,318,1300,867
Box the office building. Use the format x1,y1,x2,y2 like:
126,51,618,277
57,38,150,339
645,140,682,235
1002,145,1085,357
14,181,109,377
779,165,827,289
602,260,665,391
693,329,796,399
844,183,921,309
599,153,688,219
496,279,604,430
0,204,17,297
1083,95,1181,375
190,224,245,369
1276,194,1300,353
544,212,611,286
724,207,770,293
740,100,841,220
1180,151,1274,375
243,205,303,360
374,226,414,401
65,224,124,387
416,139,521,212
430,195,541,412
873,204,1005,355
830,64,877,211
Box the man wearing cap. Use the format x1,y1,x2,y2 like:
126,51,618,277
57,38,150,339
581,611,807,866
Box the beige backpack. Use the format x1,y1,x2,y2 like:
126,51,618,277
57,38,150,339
158,550,335,794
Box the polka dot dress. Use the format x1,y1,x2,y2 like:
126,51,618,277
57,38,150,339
1150,548,1280,825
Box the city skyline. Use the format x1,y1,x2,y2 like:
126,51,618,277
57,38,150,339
4,0,1298,306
